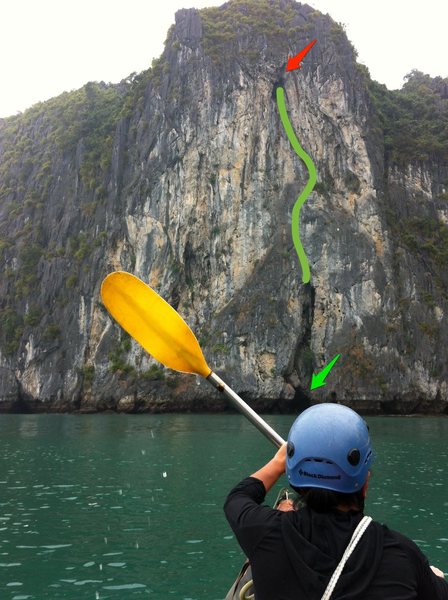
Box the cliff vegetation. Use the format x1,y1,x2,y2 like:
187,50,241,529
0,0,447,414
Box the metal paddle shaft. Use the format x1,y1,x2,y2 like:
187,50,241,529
207,372,285,448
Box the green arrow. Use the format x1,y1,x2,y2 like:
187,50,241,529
310,354,341,390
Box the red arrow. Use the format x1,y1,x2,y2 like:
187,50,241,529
286,39,317,72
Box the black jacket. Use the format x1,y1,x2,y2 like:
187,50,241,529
224,477,448,600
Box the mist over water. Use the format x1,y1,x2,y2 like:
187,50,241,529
0,413,447,599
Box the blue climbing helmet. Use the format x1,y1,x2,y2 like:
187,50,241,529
286,403,374,493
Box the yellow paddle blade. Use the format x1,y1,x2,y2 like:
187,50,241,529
101,271,211,378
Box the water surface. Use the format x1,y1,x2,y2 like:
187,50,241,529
0,413,447,598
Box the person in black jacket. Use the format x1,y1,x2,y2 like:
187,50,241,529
224,403,447,600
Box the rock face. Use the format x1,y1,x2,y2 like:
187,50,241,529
0,0,447,414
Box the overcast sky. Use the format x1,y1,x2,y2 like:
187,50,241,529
1,0,447,118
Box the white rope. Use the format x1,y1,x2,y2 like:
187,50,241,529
321,516,372,600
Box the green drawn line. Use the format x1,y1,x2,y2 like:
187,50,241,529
276,86,317,284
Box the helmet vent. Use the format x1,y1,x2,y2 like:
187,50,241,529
364,449,373,464
304,458,334,465
347,448,360,466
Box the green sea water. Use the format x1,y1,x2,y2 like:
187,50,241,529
0,413,447,599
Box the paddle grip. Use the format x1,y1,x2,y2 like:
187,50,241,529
207,371,286,448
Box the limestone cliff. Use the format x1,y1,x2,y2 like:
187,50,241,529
0,0,447,414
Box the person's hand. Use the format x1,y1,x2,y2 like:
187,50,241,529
250,443,288,493
272,443,287,475
277,498,295,512
431,565,445,578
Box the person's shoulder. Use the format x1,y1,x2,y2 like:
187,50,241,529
380,523,427,560
382,523,417,545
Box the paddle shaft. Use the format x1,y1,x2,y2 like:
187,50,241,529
207,372,285,448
